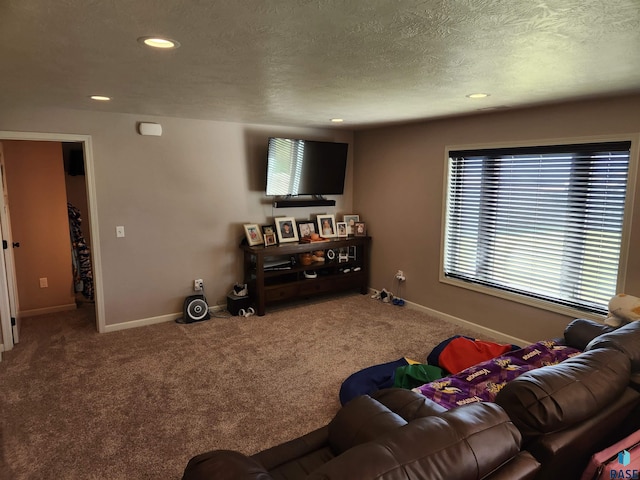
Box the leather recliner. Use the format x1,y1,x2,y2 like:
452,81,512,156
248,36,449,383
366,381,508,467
182,391,540,480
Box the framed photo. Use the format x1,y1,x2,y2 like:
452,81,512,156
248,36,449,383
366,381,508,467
243,224,263,246
317,214,336,238
263,232,277,246
343,215,360,235
336,221,348,237
297,221,316,240
354,221,367,237
275,217,299,243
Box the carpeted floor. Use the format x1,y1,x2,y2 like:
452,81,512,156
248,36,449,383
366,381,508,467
0,294,490,479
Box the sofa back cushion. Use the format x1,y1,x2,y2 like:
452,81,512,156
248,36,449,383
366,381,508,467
586,320,640,372
328,395,407,455
495,348,630,443
564,318,615,350
370,388,447,421
310,403,528,480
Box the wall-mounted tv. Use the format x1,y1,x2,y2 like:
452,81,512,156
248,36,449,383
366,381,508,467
266,137,348,196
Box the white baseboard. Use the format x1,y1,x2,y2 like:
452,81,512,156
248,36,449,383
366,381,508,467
21,303,77,317
367,288,531,346
404,299,531,346
103,304,225,333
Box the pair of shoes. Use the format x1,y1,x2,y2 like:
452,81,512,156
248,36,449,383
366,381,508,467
380,288,392,303
238,307,255,317
392,297,405,306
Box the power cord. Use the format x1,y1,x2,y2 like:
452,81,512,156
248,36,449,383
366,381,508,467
391,274,405,306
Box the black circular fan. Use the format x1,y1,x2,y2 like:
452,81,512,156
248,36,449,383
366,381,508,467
186,297,209,321
176,295,211,324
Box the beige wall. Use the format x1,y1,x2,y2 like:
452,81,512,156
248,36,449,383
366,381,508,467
2,140,76,313
3,95,637,341
354,94,640,342
0,109,354,328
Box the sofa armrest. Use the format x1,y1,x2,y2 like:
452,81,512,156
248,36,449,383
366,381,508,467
370,387,447,421
182,450,272,480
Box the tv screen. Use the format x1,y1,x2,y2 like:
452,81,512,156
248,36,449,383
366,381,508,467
266,137,348,196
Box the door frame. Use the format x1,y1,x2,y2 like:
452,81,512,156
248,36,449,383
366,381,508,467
0,131,105,349
0,142,20,345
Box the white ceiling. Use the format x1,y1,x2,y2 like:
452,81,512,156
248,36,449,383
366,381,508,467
1,0,639,129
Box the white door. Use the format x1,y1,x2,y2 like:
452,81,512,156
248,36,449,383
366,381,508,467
0,143,19,347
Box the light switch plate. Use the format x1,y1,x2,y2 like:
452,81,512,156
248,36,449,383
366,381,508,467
116,226,125,237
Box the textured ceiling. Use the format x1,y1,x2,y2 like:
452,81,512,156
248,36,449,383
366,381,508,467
1,0,639,129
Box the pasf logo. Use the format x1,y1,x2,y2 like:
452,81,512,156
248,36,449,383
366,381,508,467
609,449,639,479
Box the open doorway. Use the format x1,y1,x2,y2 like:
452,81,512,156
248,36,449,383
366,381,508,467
62,142,95,308
0,131,103,353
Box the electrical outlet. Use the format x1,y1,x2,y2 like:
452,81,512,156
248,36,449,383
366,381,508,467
194,279,204,291
395,270,406,282
39,277,48,288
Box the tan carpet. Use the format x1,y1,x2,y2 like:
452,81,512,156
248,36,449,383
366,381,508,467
0,294,490,479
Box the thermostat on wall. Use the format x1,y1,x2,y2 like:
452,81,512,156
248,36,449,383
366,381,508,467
137,122,162,136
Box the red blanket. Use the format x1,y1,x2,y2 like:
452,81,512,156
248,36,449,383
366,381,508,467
438,337,512,374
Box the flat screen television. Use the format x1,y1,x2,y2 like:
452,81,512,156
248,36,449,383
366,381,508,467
266,137,348,196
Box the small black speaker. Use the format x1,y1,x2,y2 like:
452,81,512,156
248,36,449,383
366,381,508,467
177,295,210,323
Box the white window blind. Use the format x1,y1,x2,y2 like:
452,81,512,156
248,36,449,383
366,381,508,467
444,141,631,314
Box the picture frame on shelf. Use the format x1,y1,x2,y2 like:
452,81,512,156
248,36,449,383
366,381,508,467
297,221,316,240
243,224,264,246
275,217,299,243
336,221,348,237
263,232,277,246
343,214,360,235
317,214,336,238
354,221,367,237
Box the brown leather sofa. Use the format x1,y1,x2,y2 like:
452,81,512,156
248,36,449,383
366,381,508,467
182,319,640,480
182,392,540,479
494,318,640,480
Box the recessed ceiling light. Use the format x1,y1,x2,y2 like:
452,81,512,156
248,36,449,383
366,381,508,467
138,36,180,49
466,93,490,99
330,118,344,123
90,95,111,101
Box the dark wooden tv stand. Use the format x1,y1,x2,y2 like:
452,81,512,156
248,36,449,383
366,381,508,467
241,236,370,316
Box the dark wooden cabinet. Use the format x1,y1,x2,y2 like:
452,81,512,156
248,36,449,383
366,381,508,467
241,236,370,315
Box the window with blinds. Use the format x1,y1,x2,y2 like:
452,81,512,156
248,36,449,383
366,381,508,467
443,141,631,315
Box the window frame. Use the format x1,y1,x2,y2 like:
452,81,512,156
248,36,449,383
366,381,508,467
440,135,639,321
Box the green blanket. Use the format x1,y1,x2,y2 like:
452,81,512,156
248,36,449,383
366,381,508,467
393,364,444,389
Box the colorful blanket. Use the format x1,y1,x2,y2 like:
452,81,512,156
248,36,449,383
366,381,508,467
413,340,581,410
435,337,514,374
